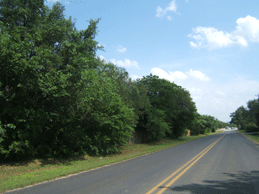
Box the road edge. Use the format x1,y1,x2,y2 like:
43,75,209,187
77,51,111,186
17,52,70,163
2,133,223,194
239,132,259,145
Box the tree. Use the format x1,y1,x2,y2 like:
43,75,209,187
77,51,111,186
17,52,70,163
95,61,149,124
230,106,251,131
189,113,206,135
247,97,259,131
0,1,135,161
136,74,197,139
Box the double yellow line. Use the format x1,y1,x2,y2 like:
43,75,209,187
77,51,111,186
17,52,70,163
146,135,225,194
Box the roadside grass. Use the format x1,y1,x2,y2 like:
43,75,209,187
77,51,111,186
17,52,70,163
237,130,259,143
246,134,259,143
0,131,224,193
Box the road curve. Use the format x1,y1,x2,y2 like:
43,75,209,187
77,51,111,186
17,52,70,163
5,131,259,194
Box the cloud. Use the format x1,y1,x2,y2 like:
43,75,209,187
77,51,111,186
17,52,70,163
97,56,139,68
156,7,164,18
151,68,209,82
151,68,188,82
189,15,259,50
234,15,259,42
110,59,139,68
167,1,177,12
167,16,172,21
186,69,210,81
116,45,127,53
47,0,60,2
150,67,259,122
98,55,107,63
189,27,238,50
156,1,178,20
130,75,142,80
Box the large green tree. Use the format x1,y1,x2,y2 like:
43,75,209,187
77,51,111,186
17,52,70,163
0,0,135,161
230,106,251,131
230,96,259,132
136,74,197,139
247,97,259,129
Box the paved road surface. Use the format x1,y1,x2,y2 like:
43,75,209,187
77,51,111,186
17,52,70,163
6,131,259,194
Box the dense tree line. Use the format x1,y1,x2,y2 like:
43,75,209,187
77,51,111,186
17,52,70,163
230,96,259,132
0,0,225,162
189,113,226,135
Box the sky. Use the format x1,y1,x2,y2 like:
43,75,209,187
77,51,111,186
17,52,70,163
45,0,259,122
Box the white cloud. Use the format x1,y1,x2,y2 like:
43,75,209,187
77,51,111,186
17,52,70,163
189,27,236,50
167,1,177,12
156,1,177,19
110,59,139,68
189,15,259,50
130,75,142,80
97,56,139,68
150,68,209,83
186,69,210,81
116,45,127,53
189,41,198,48
47,0,60,2
167,16,172,21
171,71,188,80
234,15,259,42
151,68,188,82
156,6,164,18
98,55,107,63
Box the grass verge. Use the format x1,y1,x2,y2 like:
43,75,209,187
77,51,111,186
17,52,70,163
237,130,259,143
0,131,224,193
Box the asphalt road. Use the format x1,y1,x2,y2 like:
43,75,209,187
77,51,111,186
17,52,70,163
6,131,259,194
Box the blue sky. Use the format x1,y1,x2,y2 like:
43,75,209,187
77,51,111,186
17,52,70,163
46,0,259,122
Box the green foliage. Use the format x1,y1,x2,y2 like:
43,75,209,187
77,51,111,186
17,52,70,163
95,62,149,124
0,1,135,161
75,69,136,155
246,123,258,133
146,108,170,141
190,114,221,135
136,74,197,139
189,113,205,135
230,97,259,132
0,0,226,163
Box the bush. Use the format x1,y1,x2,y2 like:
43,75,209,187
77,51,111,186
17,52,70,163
245,123,259,133
146,108,170,141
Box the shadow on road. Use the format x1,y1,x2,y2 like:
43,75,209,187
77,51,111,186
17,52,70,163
159,170,259,194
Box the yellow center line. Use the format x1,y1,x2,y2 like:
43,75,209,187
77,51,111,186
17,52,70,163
156,136,223,194
146,135,225,194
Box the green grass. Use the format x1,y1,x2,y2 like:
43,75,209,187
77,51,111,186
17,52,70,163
237,130,259,143
0,131,224,193
245,134,259,143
